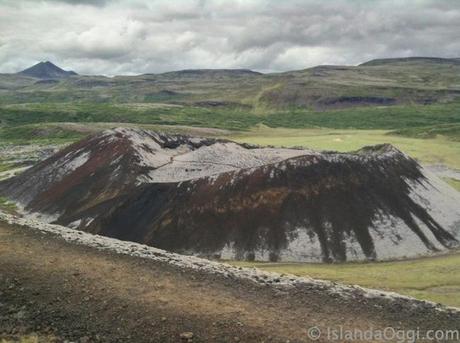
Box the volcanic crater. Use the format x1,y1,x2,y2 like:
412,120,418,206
1,128,459,262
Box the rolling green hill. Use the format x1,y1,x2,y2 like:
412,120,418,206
2,57,460,110
1,57,460,140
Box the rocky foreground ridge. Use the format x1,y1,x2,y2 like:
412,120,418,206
1,128,459,262
1,210,459,315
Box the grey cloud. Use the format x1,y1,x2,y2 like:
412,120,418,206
46,0,110,6
0,0,459,75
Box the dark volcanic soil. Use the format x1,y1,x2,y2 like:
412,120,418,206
3,128,459,263
0,221,459,343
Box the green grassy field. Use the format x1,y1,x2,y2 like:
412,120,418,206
230,251,460,308
444,178,460,191
0,123,88,145
1,101,460,131
230,126,460,169
0,122,230,145
0,162,18,173
0,196,18,215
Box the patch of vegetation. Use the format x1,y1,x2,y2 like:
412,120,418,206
1,101,460,133
0,334,58,343
389,124,460,141
0,196,18,215
229,251,460,308
0,124,88,144
443,177,460,191
0,162,18,173
0,103,260,131
263,102,460,130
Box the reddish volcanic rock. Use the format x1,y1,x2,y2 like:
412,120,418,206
1,128,459,262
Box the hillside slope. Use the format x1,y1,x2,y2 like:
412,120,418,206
1,57,460,110
1,216,459,342
360,57,460,66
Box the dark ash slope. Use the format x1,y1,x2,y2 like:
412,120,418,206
1,128,459,262
79,144,460,262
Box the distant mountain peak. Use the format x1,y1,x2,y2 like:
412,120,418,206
18,61,78,79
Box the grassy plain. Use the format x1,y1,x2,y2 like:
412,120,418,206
444,178,460,191
1,101,460,131
0,196,17,215
230,126,460,169
230,251,460,308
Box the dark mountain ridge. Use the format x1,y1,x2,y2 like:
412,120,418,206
13,57,460,77
146,68,263,79
360,57,460,66
18,61,77,79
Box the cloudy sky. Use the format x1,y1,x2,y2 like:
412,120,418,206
1,0,459,75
